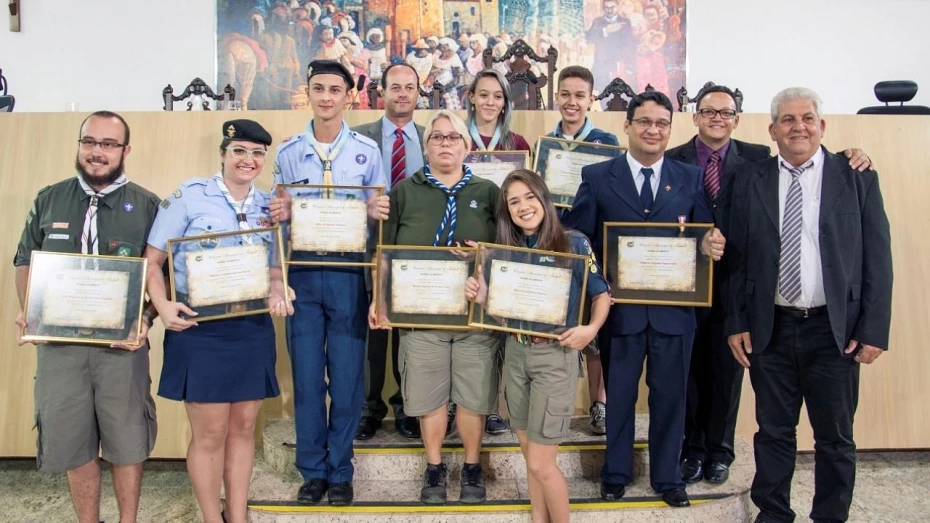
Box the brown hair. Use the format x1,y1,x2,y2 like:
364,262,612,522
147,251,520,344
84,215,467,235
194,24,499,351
496,169,571,254
557,65,594,93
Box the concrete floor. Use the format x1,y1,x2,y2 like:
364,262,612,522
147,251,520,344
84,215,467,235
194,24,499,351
2,451,928,522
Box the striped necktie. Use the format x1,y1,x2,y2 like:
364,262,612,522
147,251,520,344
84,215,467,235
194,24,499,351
704,151,721,199
777,161,811,305
390,128,406,188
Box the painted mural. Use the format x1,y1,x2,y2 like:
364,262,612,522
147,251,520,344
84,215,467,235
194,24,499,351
216,0,687,110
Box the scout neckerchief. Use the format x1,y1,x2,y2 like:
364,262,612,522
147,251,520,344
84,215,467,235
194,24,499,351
307,120,351,198
212,171,255,244
553,117,595,151
422,164,474,246
77,174,128,260
469,119,503,151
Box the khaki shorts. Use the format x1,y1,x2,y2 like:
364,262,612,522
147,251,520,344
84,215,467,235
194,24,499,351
34,344,158,473
504,337,580,445
398,330,501,417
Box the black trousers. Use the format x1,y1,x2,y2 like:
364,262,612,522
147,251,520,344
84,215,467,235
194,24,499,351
360,328,406,421
683,315,745,465
749,310,859,523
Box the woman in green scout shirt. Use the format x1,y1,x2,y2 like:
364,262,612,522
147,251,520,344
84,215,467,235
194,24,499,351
369,110,500,506
465,169,611,523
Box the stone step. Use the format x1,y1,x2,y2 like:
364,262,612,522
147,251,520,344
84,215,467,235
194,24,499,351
246,454,753,523
262,416,651,481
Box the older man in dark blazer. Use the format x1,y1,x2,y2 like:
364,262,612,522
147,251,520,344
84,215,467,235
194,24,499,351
566,90,725,508
725,87,892,523
668,85,874,487
352,62,426,441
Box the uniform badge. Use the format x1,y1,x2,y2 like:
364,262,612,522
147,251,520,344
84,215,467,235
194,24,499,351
123,202,134,212
593,139,603,144
469,200,478,209
160,199,171,210
116,245,132,257
355,154,367,164
52,222,69,229
665,185,672,191
226,124,236,138
256,216,272,227
173,189,183,199
198,237,220,249
539,255,555,263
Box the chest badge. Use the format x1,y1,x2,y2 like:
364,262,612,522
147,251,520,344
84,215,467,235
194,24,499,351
469,200,478,209
116,245,132,257
355,153,367,164
123,202,134,212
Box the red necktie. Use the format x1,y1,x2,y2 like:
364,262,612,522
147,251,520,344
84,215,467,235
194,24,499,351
391,128,406,188
704,151,721,200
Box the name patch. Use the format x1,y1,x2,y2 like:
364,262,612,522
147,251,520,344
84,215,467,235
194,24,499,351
48,233,69,240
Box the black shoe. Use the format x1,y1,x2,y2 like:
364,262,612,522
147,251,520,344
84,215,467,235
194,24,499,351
600,481,626,501
446,403,457,436
328,482,354,506
397,416,421,439
679,457,704,484
662,488,690,507
484,413,508,435
355,416,381,440
459,463,486,504
420,463,448,504
704,460,730,484
297,478,329,504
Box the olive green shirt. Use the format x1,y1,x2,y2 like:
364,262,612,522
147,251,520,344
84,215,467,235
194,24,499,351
14,177,161,266
384,169,500,246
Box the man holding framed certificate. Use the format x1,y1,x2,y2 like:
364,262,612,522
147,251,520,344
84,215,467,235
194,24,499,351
565,91,725,508
13,111,160,523
269,60,388,507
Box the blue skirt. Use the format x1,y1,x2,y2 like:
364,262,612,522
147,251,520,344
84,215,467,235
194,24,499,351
159,314,280,403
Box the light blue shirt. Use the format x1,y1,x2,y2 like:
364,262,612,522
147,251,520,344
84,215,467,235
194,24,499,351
147,177,276,295
626,153,663,196
380,116,424,190
272,123,386,200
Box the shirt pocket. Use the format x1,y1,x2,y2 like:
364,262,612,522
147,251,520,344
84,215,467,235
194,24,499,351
187,216,227,236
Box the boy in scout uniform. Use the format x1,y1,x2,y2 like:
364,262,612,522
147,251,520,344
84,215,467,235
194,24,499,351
13,111,160,523
270,60,388,506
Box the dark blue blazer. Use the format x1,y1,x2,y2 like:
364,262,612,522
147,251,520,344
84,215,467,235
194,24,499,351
565,153,714,336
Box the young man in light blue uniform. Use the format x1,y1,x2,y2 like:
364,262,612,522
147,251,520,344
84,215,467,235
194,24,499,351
270,60,388,506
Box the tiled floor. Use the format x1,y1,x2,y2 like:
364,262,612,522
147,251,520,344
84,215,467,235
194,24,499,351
2,451,928,522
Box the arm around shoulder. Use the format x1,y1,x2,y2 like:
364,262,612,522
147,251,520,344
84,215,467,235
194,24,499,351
852,171,893,349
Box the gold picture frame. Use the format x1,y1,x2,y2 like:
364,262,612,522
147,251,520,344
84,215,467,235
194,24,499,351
534,136,626,208
20,251,147,346
467,242,591,339
374,245,477,331
166,226,287,322
277,183,384,268
602,221,714,307
463,150,532,187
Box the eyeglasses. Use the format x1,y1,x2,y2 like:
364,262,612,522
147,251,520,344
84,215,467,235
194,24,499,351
225,147,267,160
697,108,738,120
427,133,464,146
630,118,671,131
78,139,125,152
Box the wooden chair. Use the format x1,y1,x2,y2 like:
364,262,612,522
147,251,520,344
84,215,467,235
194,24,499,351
595,78,637,112
677,82,745,112
482,39,558,110
163,78,236,111
0,69,12,112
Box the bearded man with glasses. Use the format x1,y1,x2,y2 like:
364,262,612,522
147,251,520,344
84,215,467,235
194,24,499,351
13,110,161,523
666,85,872,487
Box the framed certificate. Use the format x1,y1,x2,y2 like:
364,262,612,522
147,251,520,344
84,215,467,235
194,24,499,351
374,245,477,330
277,183,384,268
464,150,531,187
603,222,714,307
20,251,147,346
534,136,625,208
166,226,287,322
467,243,591,339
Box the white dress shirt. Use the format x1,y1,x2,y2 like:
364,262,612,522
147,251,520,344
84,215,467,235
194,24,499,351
626,153,663,197
776,147,826,308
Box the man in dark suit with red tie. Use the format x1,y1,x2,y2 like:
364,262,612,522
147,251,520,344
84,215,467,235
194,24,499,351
725,87,892,523
566,90,725,508
667,85,873,486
